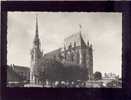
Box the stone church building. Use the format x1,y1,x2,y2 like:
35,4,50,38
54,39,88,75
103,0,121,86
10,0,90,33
30,16,93,84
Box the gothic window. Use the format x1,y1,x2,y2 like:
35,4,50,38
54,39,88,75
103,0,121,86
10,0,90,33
31,54,33,60
73,52,77,63
64,51,66,60
53,55,56,59
68,43,72,52
20,72,23,77
67,51,70,55
77,51,80,64
74,42,76,47
67,51,70,62
70,52,73,61
31,50,34,60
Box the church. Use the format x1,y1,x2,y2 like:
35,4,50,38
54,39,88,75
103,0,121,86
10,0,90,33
30,16,93,84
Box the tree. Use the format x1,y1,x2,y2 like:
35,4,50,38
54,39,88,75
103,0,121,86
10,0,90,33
94,71,102,80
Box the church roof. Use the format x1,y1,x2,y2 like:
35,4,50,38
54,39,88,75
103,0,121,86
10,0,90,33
7,66,24,82
43,48,61,59
64,32,87,49
9,64,30,72
7,65,30,82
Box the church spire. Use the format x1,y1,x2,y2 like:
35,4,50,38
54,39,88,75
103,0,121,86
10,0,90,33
34,15,40,46
30,15,43,84
35,15,39,39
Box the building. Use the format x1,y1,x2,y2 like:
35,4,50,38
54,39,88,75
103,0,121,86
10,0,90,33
30,16,93,84
7,64,30,87
103,72,119,80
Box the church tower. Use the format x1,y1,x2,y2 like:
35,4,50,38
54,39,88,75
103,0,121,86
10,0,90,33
30,15,43,84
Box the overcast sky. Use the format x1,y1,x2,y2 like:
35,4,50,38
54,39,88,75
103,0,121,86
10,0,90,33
7,12,122,77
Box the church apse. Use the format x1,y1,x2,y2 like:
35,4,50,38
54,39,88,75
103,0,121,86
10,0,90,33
63,31,93,80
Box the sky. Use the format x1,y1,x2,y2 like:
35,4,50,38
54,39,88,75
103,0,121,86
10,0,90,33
7,12,122,77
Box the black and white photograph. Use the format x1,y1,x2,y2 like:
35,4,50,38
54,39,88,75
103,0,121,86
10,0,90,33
7,12,122,88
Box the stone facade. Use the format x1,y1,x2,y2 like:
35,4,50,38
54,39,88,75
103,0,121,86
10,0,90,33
7,64,30,83
30,17,93,84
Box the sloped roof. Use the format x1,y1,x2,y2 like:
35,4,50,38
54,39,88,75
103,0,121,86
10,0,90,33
7,66,25,82
10,65,30,72
64,32,87,49
43,48,61,59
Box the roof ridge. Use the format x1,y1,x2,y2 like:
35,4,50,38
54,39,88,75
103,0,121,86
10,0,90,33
10,65,30,69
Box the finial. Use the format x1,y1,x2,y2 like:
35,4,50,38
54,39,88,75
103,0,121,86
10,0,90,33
87,41,89,46
74,42,76,47
79,24,82,30
79,24,82,33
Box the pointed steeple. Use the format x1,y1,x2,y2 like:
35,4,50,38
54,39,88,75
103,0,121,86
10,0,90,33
34,15,40,46
35,15,39,40
78,24,86,48
30,15,43,84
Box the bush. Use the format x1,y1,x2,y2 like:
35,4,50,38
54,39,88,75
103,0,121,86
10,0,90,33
94,71,102,80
